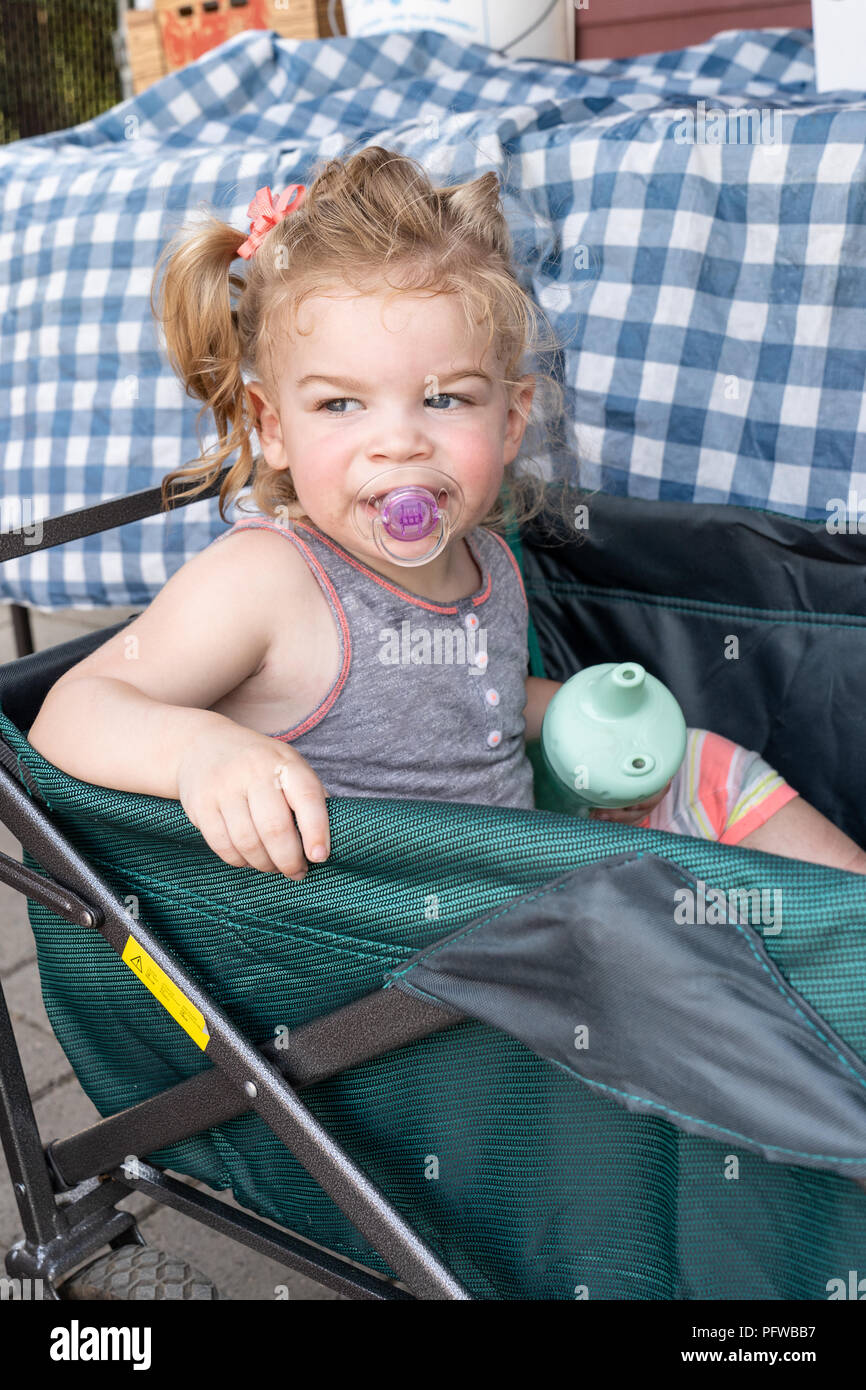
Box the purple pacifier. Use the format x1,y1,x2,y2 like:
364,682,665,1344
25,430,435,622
351,467,465,566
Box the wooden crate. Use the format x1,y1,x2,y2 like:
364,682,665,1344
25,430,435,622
125,0,345,95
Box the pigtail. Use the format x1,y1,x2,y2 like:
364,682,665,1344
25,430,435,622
150,216,257,520
439,171,513,262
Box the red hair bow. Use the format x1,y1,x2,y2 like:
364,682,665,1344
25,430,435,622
236,183,306,260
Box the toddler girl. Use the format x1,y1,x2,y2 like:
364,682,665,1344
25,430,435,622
27,148,866,880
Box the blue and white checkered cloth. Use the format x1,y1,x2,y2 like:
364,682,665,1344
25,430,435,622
1,24,865,609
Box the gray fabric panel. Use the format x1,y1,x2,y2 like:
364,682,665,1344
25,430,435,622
388,851,866,1176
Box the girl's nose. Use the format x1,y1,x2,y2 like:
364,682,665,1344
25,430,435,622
370,443,433,467
367,413,433,464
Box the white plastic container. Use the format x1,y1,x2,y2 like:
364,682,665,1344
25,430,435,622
339,0,576,63
812,0,866,92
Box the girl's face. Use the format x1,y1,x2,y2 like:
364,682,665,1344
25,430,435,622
247,286,534,584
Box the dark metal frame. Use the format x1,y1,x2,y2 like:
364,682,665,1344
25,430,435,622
0,473,472,1300
8,607,32,659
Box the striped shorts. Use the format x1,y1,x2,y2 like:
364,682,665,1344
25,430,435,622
631,728,800,844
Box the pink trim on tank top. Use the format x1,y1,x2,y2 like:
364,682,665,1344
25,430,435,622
486,530,529,611
216,518,352,741
291,520,492,614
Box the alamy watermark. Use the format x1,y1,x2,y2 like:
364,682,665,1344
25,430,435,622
379,619,487,670
827,1270,866,1299
673,101,783,151
0,1275,45,1300
50,1322,151,1370
674,879,782,935
826,490,866,533
0,497,42,546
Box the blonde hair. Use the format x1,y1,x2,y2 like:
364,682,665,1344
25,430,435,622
151,145,571,537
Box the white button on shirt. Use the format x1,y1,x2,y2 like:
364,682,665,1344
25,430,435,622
487,730,502,748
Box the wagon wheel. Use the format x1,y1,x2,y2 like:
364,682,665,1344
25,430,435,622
59,1244,222,1300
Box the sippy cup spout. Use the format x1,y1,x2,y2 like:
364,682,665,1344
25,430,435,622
587,662,647,720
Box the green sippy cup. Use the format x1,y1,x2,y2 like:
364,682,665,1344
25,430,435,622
539,662,687,818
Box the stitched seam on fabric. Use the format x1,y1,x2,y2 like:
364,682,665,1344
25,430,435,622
658,858,866,1095
525,581,866,630
577,491,866,528
78,855,413,966
389,853,647,972
214,914,412,968
547,1058,866,1164
392,852,866,1095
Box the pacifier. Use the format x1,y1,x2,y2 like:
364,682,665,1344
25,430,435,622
350,466,465,567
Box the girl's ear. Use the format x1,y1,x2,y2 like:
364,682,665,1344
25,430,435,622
245,381,267,428
504,375,536,463
245,381,291,472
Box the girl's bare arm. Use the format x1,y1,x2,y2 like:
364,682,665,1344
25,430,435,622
27,530,332,879
522,676,562,742
27,531,279,797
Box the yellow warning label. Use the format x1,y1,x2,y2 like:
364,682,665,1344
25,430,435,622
122,935,210,1052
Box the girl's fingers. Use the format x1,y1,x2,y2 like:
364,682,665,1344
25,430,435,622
274,764,331,866
247,776,309,879
188,776,329,880
219,794,282,874
194,802,252,869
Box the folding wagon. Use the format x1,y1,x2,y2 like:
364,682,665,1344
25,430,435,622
3,17,866,1302
1,469,866,1301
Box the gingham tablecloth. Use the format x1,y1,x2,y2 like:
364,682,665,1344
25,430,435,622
1,24,864,609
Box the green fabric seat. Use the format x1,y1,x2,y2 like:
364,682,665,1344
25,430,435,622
2,708,866,1300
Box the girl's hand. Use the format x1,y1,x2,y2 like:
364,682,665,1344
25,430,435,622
588,778,673,826
176,724,330,880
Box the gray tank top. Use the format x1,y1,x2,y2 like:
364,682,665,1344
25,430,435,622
216,515,536,810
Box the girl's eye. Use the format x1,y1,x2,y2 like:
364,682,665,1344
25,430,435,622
314,394,471,414
425,393,471,409
316,398,362,414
